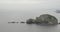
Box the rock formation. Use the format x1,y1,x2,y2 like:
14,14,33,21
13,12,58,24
26,14,58,25
35,14,58,25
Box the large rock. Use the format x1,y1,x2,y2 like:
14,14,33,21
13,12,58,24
26,14,58,25
35,14,58,25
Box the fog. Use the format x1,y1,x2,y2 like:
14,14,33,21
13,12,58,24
0,0,60,32
0,0,60,11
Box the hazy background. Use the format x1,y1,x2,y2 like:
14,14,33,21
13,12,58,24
0,0,60,10
0,0,60,22
0,0,60,32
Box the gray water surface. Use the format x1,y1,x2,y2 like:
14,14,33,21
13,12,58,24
0,10,60,32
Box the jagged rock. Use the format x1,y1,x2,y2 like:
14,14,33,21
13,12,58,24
35,14,58,25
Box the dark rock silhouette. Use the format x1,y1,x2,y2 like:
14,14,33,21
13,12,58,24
36,14,58,25
26,14,58,25
26,19,34,24
8,22,19,23
20,21,25,23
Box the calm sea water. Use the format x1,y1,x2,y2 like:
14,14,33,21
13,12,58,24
0,10,60,32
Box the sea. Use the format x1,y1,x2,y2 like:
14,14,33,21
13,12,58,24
0,10,60,32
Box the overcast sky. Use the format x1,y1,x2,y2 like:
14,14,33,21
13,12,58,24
0,0,60,11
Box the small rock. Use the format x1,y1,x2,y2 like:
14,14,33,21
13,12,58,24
8,22,19,23
20,22,25,23
8,22,15,23
26,19,34,24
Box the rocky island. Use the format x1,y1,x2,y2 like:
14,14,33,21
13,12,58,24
26,14,58,25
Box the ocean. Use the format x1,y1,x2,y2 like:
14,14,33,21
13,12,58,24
0,10,60,32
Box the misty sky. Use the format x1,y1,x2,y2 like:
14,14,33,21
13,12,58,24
0,0,60,11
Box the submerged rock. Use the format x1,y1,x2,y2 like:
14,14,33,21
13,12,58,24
8,22,15,23
8,22,19,23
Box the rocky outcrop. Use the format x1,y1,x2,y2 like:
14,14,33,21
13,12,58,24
26,14,58,25
35,14,58,25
